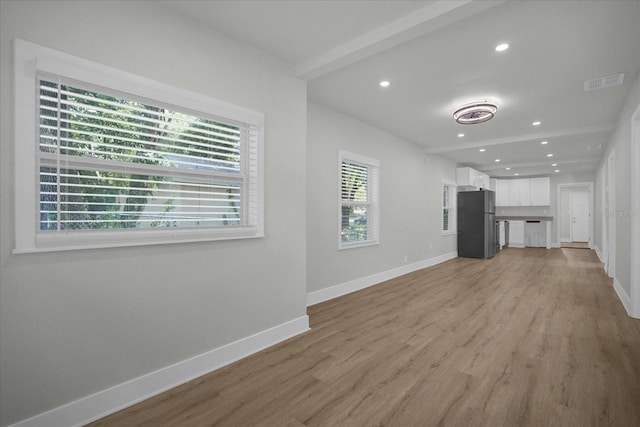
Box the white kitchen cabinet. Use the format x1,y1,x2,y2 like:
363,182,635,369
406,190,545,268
508,220,525,247
456,167,490,190
496,179,511,206
529,177,551,206
508,179,530,206
494,177,550,206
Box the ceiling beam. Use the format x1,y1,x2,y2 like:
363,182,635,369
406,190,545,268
424,125,614,154
296,0,505,80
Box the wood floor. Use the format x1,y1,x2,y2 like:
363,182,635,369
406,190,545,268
90,248,640,426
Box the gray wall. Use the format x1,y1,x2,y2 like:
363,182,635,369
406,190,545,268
0,2,307,425
594,73,640,298
306,102,457,293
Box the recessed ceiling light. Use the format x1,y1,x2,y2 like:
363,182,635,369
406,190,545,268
514,173,520,176
379,80,390,87
541,141,548,145
532,121,541,126
479,148,485,152
458,133,465,137
506,167,511,170
547,153,553,157
555,170,560,173
453,101,498,125
495,159,501,162
495,43,509,52
551,163,557,167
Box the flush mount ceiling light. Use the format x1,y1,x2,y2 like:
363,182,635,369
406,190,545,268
452,101,498,125
495,43,509,52
379,80,390,88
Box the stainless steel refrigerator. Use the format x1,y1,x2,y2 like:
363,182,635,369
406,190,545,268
457,189,497,259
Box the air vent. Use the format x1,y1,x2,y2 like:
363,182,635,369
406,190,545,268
584,73,625,91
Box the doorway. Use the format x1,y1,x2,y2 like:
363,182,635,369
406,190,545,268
570,191,589,242
557,182,593,248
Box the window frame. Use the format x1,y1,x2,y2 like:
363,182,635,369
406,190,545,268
442,179,457,235
338,150,380,250
13,39,265,253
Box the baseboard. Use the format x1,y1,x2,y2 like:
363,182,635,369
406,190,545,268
9,315,310,427
593,245,604,263
560,238,572,243
307,251,457,306
613,277,633,317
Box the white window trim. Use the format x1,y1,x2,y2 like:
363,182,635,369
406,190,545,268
338,150,380,250
13,39,264,253
442,179,457,236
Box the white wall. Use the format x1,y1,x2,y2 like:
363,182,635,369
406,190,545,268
0,2,307,425
595,73,640,300
306,102,457,295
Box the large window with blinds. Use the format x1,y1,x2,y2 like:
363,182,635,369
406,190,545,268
339,150,380,249
14,39,264,253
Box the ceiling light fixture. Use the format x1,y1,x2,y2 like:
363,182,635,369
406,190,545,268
532,121,541,126
495,43,509,52
551,163,557,167
458,133,465,137
506,167,511,170
514,173,520,176
452,101,498,125
495,159,501,162
541,141,548,145
379,80,390,88
479,148,486,152
555,170,560,173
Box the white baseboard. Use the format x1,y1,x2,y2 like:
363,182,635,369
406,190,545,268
9,316,310,427
593,245,604,263
307,251,457,306
613,277,633,317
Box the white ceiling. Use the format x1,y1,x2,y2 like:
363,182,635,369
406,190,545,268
160,0,640,178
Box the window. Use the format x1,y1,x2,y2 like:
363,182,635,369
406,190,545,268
339,151,379,249
13,39,264,253
442,180,457,235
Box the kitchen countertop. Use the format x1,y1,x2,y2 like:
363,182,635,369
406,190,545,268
495,216,553,221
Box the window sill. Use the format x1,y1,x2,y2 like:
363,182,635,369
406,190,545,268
338,240,379,250
442,230,457,236
13,227,263,254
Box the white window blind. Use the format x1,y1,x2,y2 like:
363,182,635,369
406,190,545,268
14,39,264,253
339,151,379,249
442,180,457,235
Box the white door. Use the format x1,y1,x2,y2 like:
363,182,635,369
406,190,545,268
570,191,589,242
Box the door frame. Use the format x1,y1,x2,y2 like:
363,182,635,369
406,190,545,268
630,102,640,318
607,151,616,279
557,182,593,248
569,191,589,242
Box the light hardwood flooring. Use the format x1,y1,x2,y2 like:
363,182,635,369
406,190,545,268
90,248,640,426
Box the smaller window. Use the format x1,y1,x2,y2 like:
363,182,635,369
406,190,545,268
442,180,457,235
339,151,380,249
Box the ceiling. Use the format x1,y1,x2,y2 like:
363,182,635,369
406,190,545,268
160,0,640,178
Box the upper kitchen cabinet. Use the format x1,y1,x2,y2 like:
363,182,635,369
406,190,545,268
529,177,551,206
494,177,550,206
456,167,490,191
